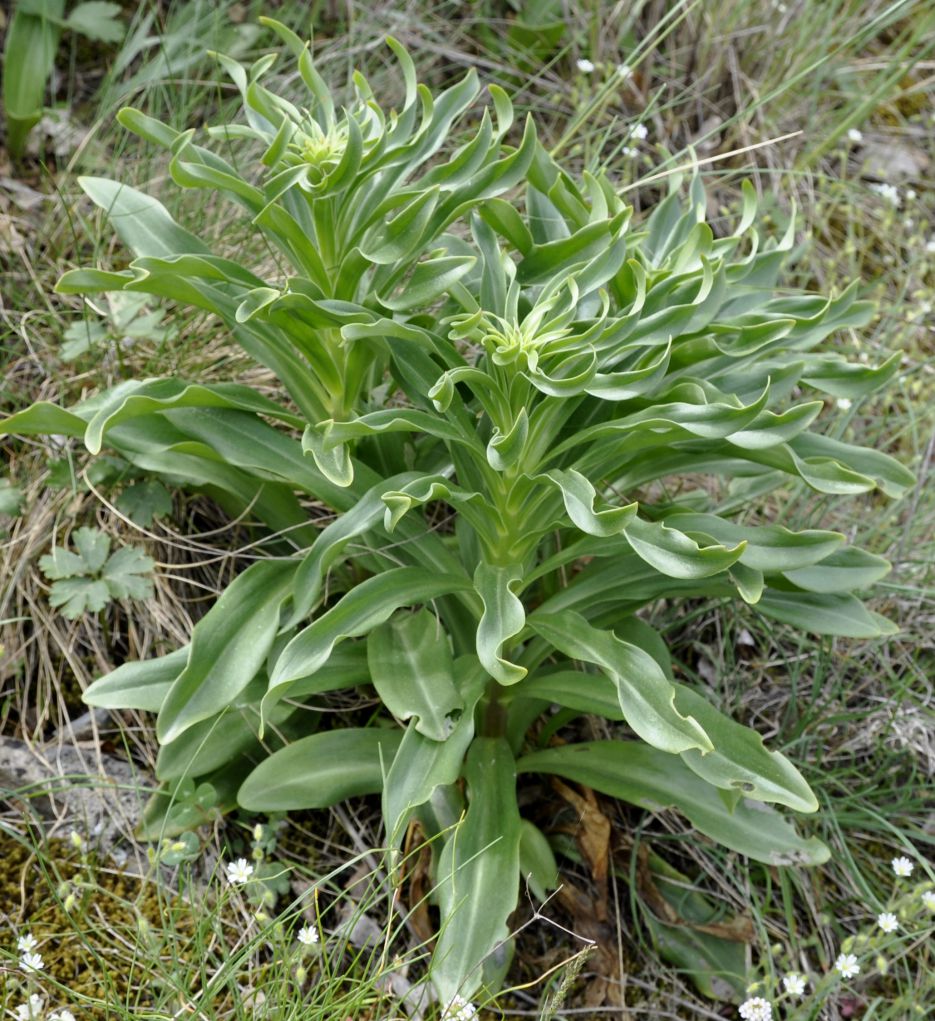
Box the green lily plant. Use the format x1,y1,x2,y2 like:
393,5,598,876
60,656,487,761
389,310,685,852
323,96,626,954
1,21,914,1007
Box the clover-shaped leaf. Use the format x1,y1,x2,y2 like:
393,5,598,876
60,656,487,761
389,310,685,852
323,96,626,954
39,526,155,619
48,578,112,618
102,546,156,599
116,480,172,526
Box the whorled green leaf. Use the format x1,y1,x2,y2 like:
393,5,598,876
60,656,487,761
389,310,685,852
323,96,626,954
518,819,559,902
382,657,485,850
157,560,296,743
538,468,638,537
433,738,522,1003
781,547,890,593
75,177,210,259
238,728,402,810
756,590,898,638
156,690,296,781
509,667,624,721
368,609,463,741
474,562,527,685
623,516,745,579
661,512,843,573
518,742,829,865
378,255,476,312
83,646,189,712
528,612,711,755
83,377,302,453
286,471,419,627
0,401,89,438
267,568,472,710
673,684,817,812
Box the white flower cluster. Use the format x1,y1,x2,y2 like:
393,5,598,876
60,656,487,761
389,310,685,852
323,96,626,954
444,994,478,1021
16,933,44,974
10,968,76,1020
738,996,772,1020
870,182,900,208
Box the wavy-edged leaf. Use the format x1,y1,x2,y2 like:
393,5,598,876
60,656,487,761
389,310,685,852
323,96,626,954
474,562,526,685
379,255,476,312
663,513,844,572
368,609,463,741
790,433,915,499
528,612,711,754
624,517,745,579
510,668,624,721
156,692,296,781
538,468,637,537
286,472,419,626
673,684,817,812
0,402,89,438
267,568,472,708
518,742,829,865
801,352,901,399
83,378,302,454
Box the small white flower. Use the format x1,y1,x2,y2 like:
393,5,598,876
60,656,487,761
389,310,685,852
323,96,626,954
225,858,254,884
630,123,649,141
738,997,772,1021
444,995,478,1021
870,182,900,207
922,890,935,911
837,397,852,411
296,924,319,946
15,995,44,1021
835,952,860,978
17,933,38,953
847,128,863,143
622,146,639,158
50,1013,76,1021
891,856,914,877
616,63,632,79
20,951,44,972
782,973,806,996
576,58,595,74
877,912,898,933
906,189,917,201
925,238,935,254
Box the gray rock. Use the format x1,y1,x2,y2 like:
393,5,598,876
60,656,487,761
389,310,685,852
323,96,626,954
0,736,150,848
